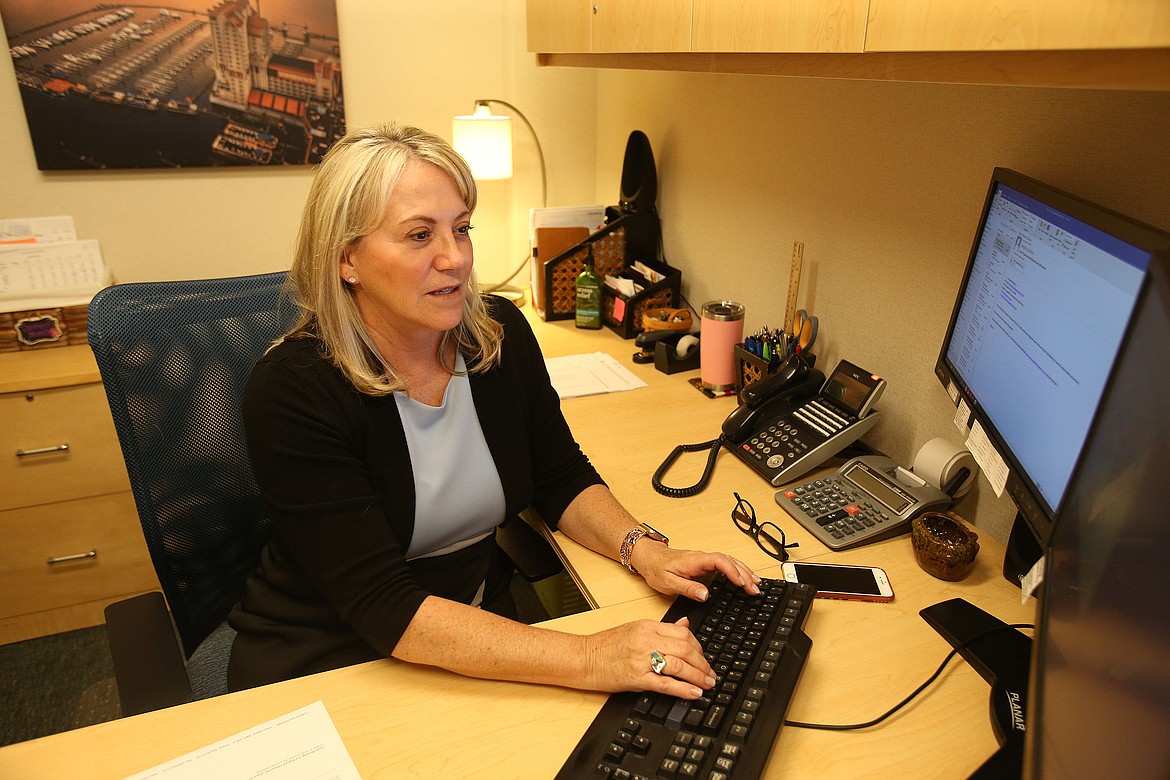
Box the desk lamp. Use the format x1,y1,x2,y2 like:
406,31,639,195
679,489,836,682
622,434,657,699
453,100,548,301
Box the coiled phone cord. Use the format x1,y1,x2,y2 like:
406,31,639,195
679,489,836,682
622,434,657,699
651,435,725,498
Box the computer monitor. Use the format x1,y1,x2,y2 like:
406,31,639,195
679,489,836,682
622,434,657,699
1025,243,1170,777
926,170,1170,777
934,168,1158,583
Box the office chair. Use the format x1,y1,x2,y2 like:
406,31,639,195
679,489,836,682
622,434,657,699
89,272,294,716
90,273,563,715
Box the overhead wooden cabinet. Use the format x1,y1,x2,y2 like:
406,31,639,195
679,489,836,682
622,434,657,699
593,0,692,53
865,0,1170,51
526,0,591,53
691,0,867,53
527,0,691,53
527,0,1170,90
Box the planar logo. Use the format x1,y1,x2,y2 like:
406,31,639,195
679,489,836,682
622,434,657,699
1005,690,1026,732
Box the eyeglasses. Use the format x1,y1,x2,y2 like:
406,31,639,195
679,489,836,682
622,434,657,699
732,492,799,562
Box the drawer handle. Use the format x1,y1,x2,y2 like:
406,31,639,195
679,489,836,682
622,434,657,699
15,444,71,457
47,549,97,565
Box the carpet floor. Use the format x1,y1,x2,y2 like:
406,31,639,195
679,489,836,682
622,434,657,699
0,624,120,747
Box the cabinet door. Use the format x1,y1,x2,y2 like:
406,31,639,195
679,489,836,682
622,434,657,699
692,0,867,53
866,0,1170,51
592,0,692,53
528,0,592,53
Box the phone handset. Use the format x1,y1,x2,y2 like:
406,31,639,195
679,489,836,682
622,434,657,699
722,357,825,443
652,355,824,497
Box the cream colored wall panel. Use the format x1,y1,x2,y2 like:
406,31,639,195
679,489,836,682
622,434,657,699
592,0,692,53
589,68,1170,542
692,0,867,53
866,0,1170,51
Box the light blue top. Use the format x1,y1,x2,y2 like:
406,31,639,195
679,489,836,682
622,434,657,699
394,353,506,562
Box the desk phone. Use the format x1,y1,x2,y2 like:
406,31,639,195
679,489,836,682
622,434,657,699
776,454,953,550
652,358,886,498
725,359,885,487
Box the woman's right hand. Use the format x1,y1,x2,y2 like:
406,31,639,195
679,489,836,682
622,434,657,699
582,616,715,699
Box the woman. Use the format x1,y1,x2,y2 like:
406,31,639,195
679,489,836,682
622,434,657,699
228,122,761,699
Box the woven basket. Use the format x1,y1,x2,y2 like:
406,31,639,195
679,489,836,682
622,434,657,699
545,226,628,319
0,305,89,352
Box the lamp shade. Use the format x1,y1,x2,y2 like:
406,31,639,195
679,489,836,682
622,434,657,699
452,103,513,180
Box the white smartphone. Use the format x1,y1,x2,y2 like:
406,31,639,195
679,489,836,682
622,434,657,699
781,561,894,602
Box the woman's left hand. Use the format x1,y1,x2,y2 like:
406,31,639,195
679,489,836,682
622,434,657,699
630,542,760,602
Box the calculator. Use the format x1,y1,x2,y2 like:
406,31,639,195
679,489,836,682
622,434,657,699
775,455,953,550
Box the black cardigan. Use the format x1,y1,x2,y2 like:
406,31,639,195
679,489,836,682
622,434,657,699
227,296,603,690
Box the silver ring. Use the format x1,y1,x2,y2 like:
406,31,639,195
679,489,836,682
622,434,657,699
650,650,666,675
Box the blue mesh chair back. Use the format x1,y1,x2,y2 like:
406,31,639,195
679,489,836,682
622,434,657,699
88,272,295,658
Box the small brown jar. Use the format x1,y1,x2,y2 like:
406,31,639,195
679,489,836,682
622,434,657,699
911,513,980,581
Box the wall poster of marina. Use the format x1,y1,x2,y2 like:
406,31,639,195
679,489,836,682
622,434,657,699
2,1,345,170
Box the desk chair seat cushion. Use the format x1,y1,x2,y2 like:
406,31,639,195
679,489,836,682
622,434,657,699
187,621,237,700
228,297,600,690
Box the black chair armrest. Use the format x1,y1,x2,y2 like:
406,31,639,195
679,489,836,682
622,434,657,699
104,592,194,716
497,512,564,583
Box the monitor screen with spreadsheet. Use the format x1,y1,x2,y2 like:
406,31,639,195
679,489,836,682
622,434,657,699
934,168,1154,557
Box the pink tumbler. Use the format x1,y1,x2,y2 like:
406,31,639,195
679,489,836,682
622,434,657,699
699,300,745,392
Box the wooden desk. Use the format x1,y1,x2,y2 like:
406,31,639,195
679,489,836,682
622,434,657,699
0,308,1036,778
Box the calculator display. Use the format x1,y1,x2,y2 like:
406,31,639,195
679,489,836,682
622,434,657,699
843,462,912,513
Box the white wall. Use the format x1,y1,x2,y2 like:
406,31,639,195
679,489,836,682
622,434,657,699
0,1,598,287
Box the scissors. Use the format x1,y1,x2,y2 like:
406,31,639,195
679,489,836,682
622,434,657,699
792,309,819,355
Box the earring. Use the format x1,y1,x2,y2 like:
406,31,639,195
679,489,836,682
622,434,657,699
348,276,357,284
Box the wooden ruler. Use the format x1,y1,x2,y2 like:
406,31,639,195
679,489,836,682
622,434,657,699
785,241,804,333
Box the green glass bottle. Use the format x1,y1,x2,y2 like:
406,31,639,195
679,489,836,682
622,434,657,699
575,247,602,330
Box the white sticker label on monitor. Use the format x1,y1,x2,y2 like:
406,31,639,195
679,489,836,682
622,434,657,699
954,397,971,433
1022,555,1045,603
965,419,1009,497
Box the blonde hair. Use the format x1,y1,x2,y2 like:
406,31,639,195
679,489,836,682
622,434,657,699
284,122,503,395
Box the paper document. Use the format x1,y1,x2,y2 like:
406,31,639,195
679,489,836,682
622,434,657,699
0,239,109,312
125,700,360,780
546,352,647,399
0,215,77,246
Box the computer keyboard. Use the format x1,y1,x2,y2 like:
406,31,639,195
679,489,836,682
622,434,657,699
556,574,813,779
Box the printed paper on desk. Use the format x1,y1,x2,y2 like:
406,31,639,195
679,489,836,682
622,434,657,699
546,352,647,399
124,700,360,780
0,215,77,246
0,239,110,312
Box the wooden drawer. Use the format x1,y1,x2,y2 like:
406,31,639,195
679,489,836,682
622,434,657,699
0,491,157,622
0,382,131,511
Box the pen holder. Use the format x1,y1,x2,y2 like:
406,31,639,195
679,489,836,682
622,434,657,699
735,345,816,393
